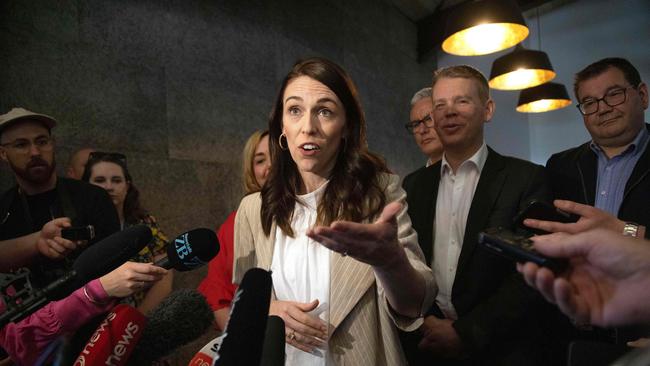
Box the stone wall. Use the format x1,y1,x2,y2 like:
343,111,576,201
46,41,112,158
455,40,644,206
0,0,434,362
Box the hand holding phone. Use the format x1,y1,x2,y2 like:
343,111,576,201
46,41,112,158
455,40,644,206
61,225,95,241
479,227,568,273
514,200,579,235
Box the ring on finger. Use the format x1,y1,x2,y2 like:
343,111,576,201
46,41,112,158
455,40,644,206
287,329,296,341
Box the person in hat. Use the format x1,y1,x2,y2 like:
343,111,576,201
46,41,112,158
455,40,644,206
0,107,120,288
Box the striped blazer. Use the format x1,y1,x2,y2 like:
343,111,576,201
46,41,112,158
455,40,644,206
233,173,435,365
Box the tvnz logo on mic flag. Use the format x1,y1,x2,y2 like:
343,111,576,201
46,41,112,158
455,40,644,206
174,233,207,269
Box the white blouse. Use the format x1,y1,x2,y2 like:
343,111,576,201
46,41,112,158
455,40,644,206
271,182,331,366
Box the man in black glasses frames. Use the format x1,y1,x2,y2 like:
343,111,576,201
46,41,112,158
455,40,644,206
403,87,443,169
544,57,649,240
537,57,649,361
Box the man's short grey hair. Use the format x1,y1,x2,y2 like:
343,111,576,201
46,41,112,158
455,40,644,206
410,87,432,107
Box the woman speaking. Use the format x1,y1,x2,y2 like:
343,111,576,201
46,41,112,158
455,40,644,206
233,57,435,365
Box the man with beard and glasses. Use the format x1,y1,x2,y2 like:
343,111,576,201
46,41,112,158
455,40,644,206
0,107,119,289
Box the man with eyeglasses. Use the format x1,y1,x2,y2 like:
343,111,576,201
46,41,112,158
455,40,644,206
530,58,649,241
403,87,444,195
525,58,649,363
0,107,120,289
400,66,558,366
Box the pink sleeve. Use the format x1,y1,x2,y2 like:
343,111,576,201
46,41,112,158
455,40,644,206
0,279,117,365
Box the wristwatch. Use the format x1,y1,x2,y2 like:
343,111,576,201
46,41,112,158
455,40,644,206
622,222,639,237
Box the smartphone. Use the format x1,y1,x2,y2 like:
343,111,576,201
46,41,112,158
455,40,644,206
514,200,579,234
61,225,95,241
478,227,568,273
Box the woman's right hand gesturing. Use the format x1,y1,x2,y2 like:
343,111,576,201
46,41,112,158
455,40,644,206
269,299,329,353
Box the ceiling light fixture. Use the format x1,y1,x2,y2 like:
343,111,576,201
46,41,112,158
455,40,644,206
517,82,572,112
442,0,529,56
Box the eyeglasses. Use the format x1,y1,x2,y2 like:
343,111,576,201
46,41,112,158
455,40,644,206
0,136,54,154
404,114,435,134
576,85,637,116
88,151,127,165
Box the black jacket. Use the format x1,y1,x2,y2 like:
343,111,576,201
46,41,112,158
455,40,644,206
402,147,557,365
545,123,650,239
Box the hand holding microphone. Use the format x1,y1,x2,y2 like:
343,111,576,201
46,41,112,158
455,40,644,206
0,224,153,328
99,262,168,298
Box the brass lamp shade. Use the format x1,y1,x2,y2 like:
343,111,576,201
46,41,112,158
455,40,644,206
489,46,556,90
517,82,572,113
442,0,529,56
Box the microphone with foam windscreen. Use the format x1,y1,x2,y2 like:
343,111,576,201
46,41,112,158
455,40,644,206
155,228,219,271
0,225,152,327
73,304,147,366
260,315,286,366
126,289,214,365
214,267,273,366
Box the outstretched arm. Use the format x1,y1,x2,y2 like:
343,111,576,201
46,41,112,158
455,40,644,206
307,201,428,318
517,229,650,327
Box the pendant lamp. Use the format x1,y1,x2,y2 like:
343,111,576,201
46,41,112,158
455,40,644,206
442,0,529,56
488,44,556,90
514,9,572,112
517,82,572,113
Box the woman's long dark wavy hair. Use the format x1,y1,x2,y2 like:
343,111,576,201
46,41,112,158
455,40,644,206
261,57,389,237
81,153,148,225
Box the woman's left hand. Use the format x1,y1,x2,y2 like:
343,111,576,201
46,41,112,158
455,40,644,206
306,202,404,269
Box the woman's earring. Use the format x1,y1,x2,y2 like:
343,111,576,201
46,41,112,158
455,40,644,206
279,133,288,150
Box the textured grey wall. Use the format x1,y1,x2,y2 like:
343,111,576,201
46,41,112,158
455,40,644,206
0,0,434,362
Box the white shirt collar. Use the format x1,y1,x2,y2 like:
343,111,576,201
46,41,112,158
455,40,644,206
440,141,488,175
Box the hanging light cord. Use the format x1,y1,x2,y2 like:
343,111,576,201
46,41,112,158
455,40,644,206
536,8,542,50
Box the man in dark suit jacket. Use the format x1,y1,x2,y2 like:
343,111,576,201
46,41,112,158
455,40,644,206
536,58,649,241
525,58,649,362
401,65,556,366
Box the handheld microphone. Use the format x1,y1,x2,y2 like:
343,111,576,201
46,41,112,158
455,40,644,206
155,228,219,271
127,289,214,365
214,267,273,366
74,304,147,366
0,225,152,328
188,335,222,366
260,316,286,366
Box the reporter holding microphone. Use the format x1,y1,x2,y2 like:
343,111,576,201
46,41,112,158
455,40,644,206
82,152,173,314
0,261,167,366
